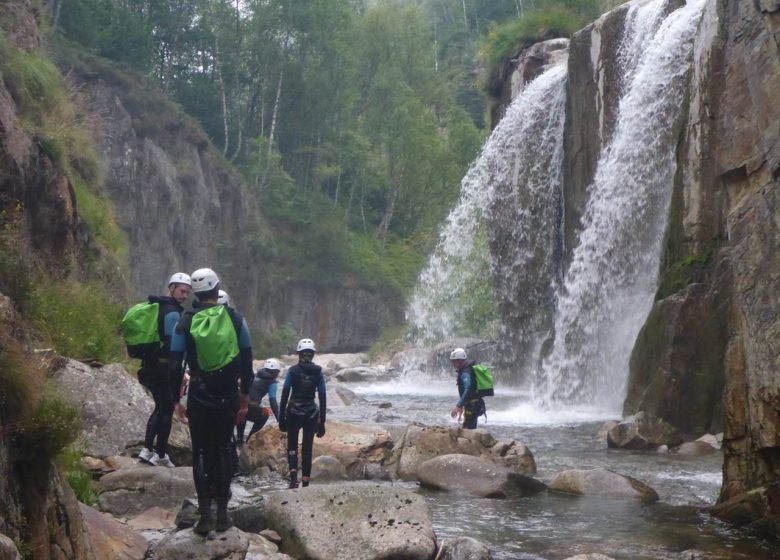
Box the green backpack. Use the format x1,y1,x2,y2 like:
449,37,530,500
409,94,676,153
121,302,161,359
190,305,239,373
472,364,495,397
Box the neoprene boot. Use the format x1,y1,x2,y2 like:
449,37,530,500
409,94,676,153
194,498,215,536
301,477,310,487
215,497,232,532
288,470,299,489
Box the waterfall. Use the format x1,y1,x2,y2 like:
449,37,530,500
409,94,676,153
407,63,568,346
534,0,707,412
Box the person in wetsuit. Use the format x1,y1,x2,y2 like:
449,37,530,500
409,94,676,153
279,338,326,489
449,347,486,429
137,272,191,468
170,268,252,535
243,358,281,441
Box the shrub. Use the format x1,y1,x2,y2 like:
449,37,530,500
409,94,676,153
13,383,82,462
0,331,43,424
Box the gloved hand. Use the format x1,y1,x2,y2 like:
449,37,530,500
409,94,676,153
278,419,287,432
316,423,325,438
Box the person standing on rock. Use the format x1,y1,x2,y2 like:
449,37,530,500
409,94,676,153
170,268,253,535
449,347,486,429
279,338,326,489
137,272,192,468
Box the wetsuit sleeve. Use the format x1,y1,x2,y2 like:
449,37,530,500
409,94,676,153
269,381,280,419
238,318,253,395
162,311,180,352
279,373,292,423
169,325,187,403
318,374,327,424
456,370,471,407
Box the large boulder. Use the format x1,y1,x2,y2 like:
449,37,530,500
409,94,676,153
96,466,195,517
258,483,436,560
417,454,546,498
390,424,535,480
548,468,659,503
333,366,391,383
314,353,367,375
153,527,250,560
607,412,683,450
79,503,148,560
242,421,392,479
49,359,152,457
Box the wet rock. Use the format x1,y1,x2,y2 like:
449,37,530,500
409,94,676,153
258,483,435,560
562,555,615,560
675,440,718,455
153,527,250,560
391,424,535,480
435,536,492,560
0,534,21,560
96,466,195,517
127,506,177,531
710,485,780,537
79,503,148,560
175,499,198,529
597,420,620,444
317,353,367,375
607,412,683,450
333,366,388,383
548,467,659,503
377,402,392,409
695,433,722,449
242,421,392,479
311,455,348,481
246,532,294,559
417,454,546,498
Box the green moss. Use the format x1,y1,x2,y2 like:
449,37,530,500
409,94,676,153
72,179,127,261
656,253,710,300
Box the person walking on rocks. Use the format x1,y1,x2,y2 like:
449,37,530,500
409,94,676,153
170,268,253,535
279,338,326,489
449,347,486,429
137,272,191,468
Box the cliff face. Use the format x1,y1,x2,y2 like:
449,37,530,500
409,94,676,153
62,56,402,352
492,0,780,530
638,0,780,527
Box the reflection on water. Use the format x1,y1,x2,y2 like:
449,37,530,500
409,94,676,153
334,384,776,560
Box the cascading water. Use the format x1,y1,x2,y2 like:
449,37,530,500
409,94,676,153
534,0,707,412
406,62,568,349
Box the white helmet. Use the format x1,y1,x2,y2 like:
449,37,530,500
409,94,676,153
168,272,191,287
296,338,316,353
263,358,283,372
217,290,230,306
190,268,220,293
449,347,467,360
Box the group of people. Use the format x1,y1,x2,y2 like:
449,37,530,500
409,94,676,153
133,269,327,536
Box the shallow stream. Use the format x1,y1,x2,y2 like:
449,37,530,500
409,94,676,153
240,376,776,559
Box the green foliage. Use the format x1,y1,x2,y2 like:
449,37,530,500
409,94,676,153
28,279,125,363
14,383,82,462
367,324,408,361
57,447,97,506
72,179,127,260
482,0,602,97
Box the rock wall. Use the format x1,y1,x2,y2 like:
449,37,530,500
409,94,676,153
630,0,780,528
491,0,780,530
62,56,401,352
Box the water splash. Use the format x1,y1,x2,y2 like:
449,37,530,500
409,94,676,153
407,63,568,345
534,0,707,412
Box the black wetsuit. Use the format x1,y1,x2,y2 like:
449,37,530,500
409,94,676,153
456,361,486,430
138,295,182,458
279,362,326,481
170,302,253,506
242,368,279,439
